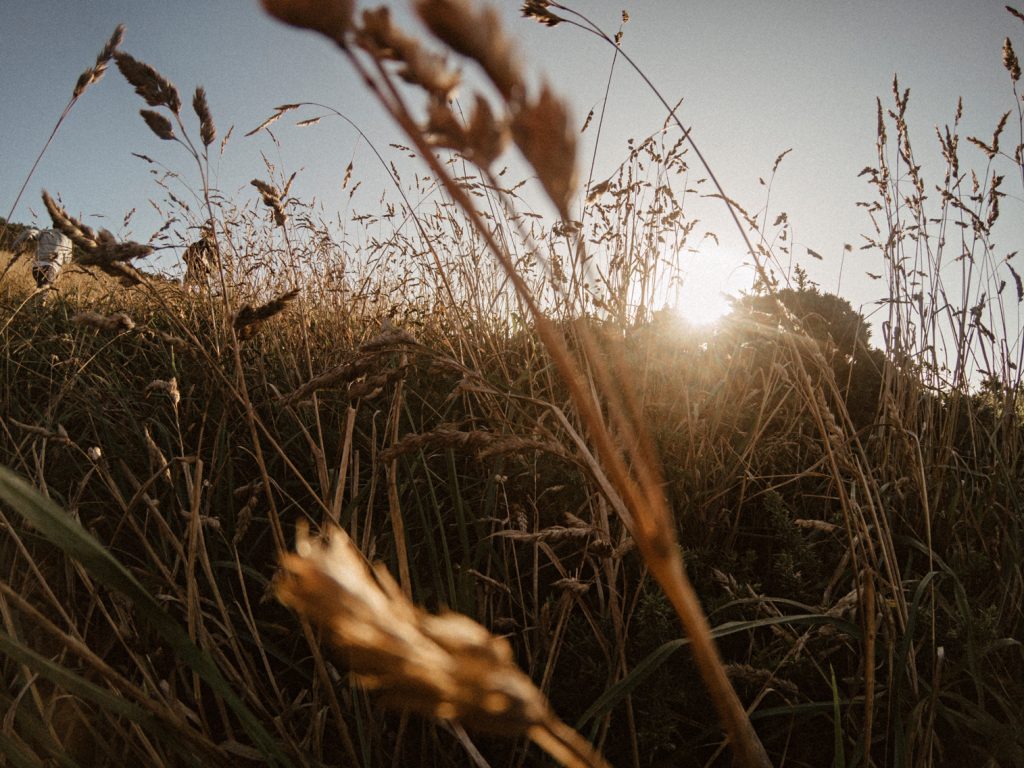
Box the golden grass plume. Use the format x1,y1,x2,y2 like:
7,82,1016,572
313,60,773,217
113,51,181,113
233,288,300,340
72,24,125,98
72,311,136,333
276,523,610,768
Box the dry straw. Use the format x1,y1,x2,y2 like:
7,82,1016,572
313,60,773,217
71,311,136,333
277,523,611,768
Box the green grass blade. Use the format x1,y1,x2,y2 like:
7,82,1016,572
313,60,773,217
0,465,291,767
0,732,43,768
0,639,206,767
830,665,846,768
0,629,150,723
575,612,861,729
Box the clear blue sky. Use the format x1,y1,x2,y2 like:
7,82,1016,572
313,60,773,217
1,0,1020,329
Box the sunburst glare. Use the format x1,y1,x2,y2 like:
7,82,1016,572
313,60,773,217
656,253,752,327
674,286,733,326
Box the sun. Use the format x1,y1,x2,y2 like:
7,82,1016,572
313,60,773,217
673,286,734,326
653,253,752,327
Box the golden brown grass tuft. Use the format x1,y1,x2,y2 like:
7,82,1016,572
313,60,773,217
192,86,217,147
113,51,181,113
72,23,124,98
233,287,300,339
277,523,610,768
71,310,135,333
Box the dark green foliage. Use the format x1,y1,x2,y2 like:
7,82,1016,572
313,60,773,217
734,286,885,428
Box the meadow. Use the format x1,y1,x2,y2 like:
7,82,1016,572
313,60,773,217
1,2,1022,766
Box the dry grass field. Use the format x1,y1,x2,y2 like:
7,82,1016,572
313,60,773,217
1,3,1022,767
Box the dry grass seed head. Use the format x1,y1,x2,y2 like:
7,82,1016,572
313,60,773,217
357,7,460,102
426,96,507,169
146,329,189,350
192,87,217,146
465,97,508,167
73,23,125,98
114,51,181,112
358,326,418,351
72,311,135,333
42,192,153,276
278,357,380,405
345,367,407,399
140,109,175,141
521,1,564,27
416,0,523,103
145,378,180,407
142,424,172,484
511,84,578,218
276,524,552,735
1004,37,1022,82
251,179,289,227
93,228,153,264
233,288,300,339
42,191,98,251
260,0,354,46
10,419,72,446
380,426,560,464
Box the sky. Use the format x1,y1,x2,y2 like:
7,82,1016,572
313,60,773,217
1,0,1021,332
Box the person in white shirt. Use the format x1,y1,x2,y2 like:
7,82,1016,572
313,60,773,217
183,221,219,290
13,228,73,289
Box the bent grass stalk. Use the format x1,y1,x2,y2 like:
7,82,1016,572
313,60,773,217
260,1,770,765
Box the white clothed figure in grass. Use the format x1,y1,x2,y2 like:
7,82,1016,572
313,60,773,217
13,228,73,288
182,221,219,291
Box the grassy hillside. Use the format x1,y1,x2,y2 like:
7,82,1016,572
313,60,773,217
1,4,1022,768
